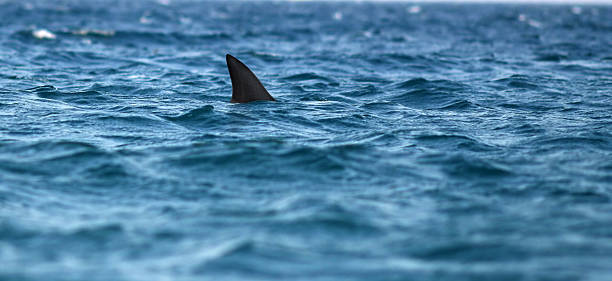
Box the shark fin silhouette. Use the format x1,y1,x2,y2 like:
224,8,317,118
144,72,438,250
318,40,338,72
226,54,276,103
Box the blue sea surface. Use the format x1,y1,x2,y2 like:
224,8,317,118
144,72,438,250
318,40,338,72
1,1,611,280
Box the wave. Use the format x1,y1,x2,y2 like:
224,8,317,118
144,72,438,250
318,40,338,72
415,134,495,152
419,153,513,179
30,86,117,106
493,75,539,90
390,78,469,109
282,72,339,85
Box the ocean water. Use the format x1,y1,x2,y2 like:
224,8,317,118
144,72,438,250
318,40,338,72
1,0,611,280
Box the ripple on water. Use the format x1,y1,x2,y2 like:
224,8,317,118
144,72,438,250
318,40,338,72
32,86,117,106
0,140,134,187
281,72,340,87
339,84,382,99
161,105,215,123
529,135,610,151
419,152,513,179
390,78,469,109
493,74,540,90
415,134,496,152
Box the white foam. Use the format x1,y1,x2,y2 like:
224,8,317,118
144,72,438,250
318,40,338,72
333,12,343,21
140,16,152,24
33,29,56,40
528,20,542,28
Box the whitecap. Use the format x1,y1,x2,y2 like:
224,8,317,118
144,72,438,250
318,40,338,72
517,14,541,28
140,11,153,24
333,12,343,21
33,29,56,39
528,20,542,28
140,16,152,24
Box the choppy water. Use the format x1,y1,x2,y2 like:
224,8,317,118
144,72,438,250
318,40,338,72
1,1,611,280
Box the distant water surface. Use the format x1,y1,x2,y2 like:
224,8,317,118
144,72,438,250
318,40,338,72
0,1,611,280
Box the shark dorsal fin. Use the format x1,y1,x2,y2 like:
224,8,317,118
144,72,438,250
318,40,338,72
226,54,276,103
